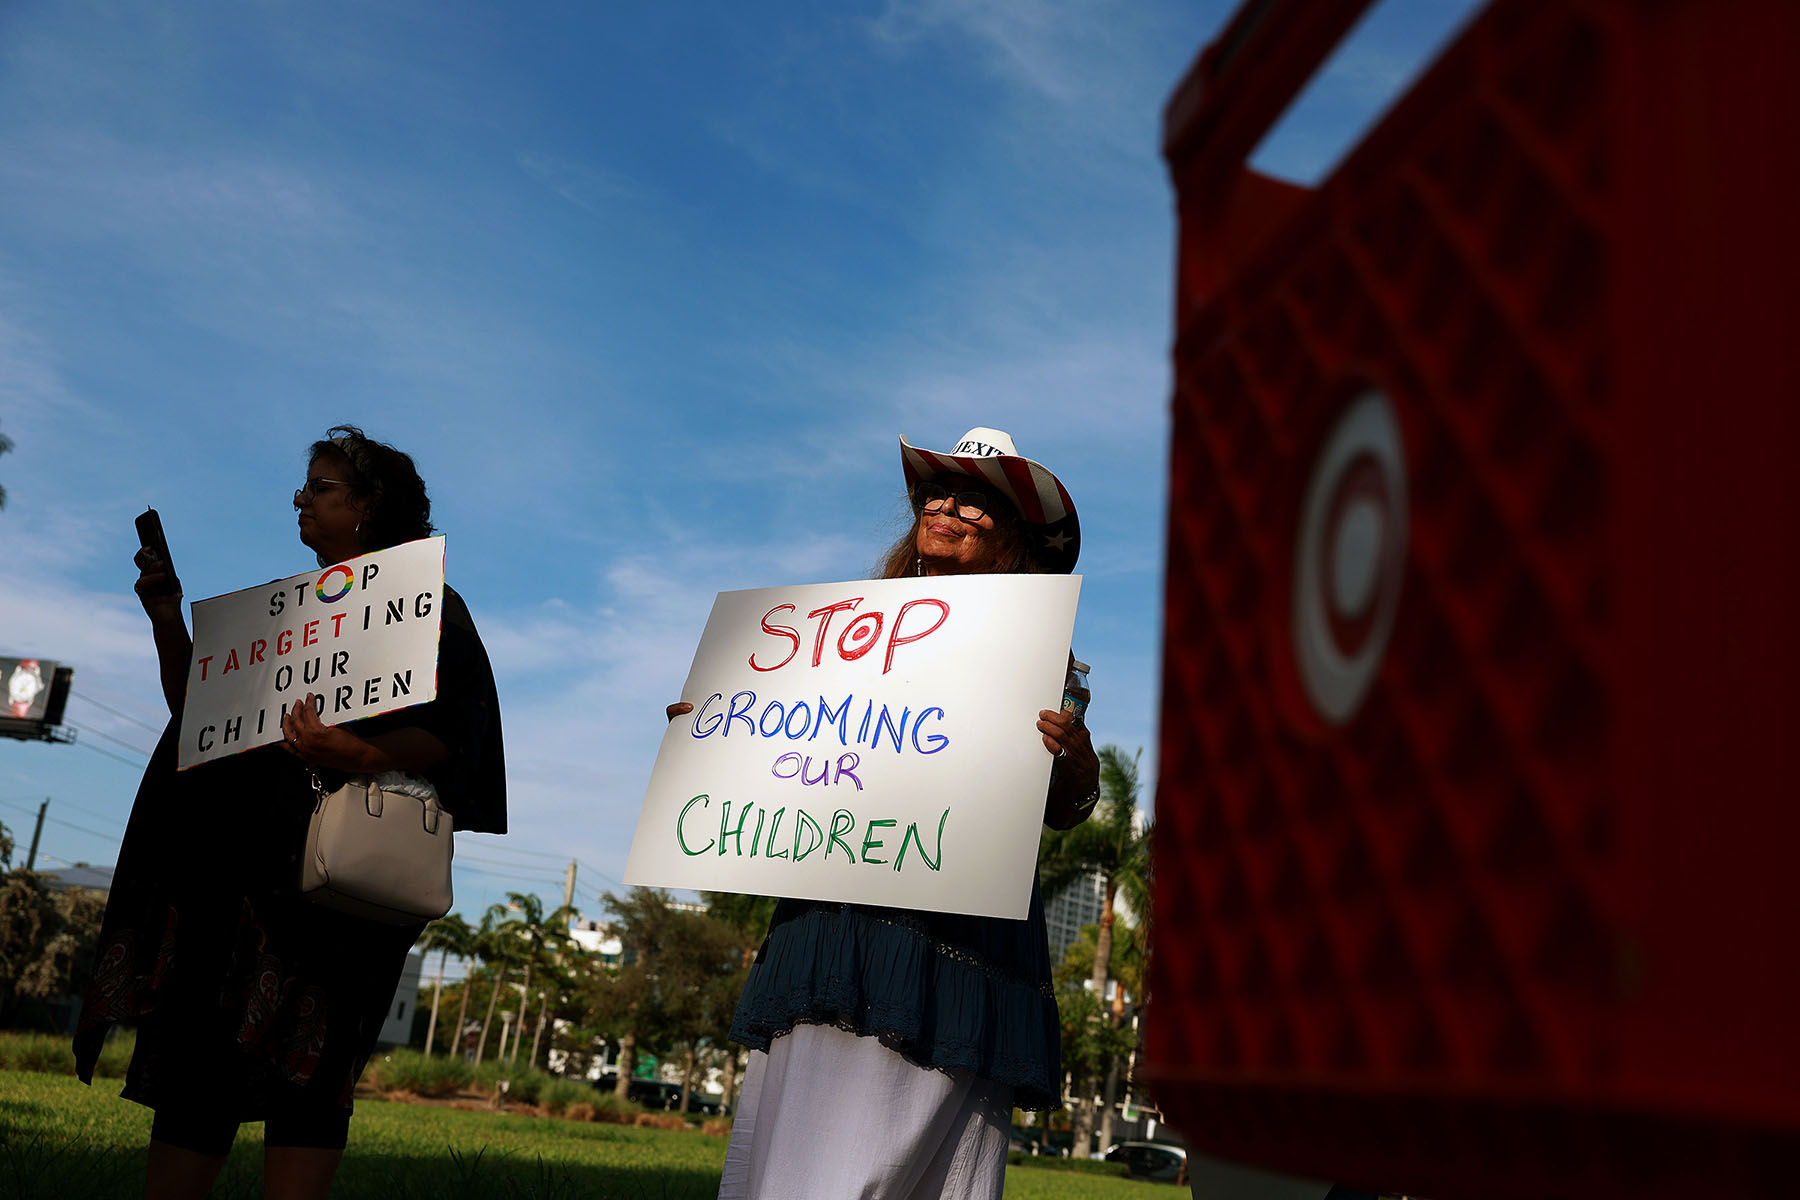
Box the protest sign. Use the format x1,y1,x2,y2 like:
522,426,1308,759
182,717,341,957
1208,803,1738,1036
177,537,446,770
624,573,1082,920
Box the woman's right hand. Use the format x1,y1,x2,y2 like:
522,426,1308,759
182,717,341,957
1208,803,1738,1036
132,546,184,625
666,701,692,722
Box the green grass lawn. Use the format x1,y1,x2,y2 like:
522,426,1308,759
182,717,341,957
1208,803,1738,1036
0,1069,1173,1198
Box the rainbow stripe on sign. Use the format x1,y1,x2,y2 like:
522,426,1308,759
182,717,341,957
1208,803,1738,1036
315,564,355,603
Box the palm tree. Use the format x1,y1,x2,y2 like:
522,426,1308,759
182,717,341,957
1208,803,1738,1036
473,902,518,1064
417,913,476,1057
498,891,578,1070
1037,744,1152,1157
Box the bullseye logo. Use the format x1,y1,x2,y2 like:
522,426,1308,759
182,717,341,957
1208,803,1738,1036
315,564,356,604
1291,391,1408,725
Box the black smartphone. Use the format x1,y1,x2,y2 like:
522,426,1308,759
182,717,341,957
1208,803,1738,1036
134,506,181,595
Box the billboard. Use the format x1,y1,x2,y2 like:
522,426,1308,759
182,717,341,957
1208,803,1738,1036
0,657,74,742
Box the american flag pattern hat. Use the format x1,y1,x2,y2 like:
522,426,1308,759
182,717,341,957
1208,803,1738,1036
899,427,1081,573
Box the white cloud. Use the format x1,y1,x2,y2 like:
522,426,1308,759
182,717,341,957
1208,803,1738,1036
516,153,644,215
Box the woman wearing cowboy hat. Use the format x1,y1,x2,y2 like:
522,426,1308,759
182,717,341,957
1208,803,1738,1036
681,427,1101,1200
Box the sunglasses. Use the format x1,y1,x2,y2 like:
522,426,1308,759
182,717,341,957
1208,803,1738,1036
912,479,998,521
294,477,354,505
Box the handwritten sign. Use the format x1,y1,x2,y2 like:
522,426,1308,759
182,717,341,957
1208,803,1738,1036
177,537,446,770
624,573,1082,920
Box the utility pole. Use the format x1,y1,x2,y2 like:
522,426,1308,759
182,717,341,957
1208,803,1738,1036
563,860,577,910
25,798,46,871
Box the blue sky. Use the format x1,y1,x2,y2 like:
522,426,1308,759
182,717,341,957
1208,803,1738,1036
1,0,1480,933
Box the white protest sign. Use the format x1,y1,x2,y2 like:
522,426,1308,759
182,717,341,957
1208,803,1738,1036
625,573,1082,920
177,537,446,770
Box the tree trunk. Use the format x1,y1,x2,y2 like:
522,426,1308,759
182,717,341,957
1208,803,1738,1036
1071,878,1117,1159
425,948,448,1057
1098,1055,1121,1153
509,963,534,1069
615,1033,636,1101
476,961,508,1064
1091,879,1116,1007
680,1042,696,1113
528,991,549,1072
452,978,473,1061
720,1047,739,1114
1071,1089,1097,1159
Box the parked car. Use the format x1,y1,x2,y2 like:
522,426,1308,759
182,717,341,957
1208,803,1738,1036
1103,1141,1188,1182
595,1075,682,1110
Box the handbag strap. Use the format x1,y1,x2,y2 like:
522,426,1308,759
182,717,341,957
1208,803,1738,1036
309,768,448,836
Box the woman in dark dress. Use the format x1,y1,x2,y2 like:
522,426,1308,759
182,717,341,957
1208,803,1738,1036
681,426,1101,1200
74,425,505,1200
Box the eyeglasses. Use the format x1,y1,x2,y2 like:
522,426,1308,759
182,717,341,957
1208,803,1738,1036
294,477,354,504
912,479,997,521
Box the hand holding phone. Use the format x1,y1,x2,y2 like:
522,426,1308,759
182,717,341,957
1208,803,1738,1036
134,507,181,597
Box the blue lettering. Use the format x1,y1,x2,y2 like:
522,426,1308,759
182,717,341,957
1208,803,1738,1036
758,701,787,737
692,693,725,738
871,704,909,754
726,690,757,737
911,707,949,755
784,701,812,739
815,695,853,745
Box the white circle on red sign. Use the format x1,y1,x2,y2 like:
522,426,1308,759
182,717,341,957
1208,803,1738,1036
1292,391,1408,725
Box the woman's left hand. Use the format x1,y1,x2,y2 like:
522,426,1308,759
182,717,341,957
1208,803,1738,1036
1038,707,1094,764
281,694,377,772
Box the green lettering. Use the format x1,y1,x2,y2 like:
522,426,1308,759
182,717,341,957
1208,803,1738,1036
860,819,896,866
827,810,858,862
719,800,754,856
894,808,949,872
793,810,824,862
765,808,789,859
677,795,714,856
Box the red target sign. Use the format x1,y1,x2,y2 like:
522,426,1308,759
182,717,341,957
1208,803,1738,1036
1290,392,1407,724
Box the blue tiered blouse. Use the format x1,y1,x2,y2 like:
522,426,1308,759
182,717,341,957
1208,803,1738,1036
728,875,1063,1111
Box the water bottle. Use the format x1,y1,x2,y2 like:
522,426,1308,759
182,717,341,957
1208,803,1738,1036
1062,658,1091,727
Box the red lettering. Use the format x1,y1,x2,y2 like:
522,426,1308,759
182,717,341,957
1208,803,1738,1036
837,611,884,661
197,655,213,681
330,612,347,637
885,598,950,674
276,629,294,656
806,599,860,667
751,605,801,672
222,648,240,675
303,620,320,647
249,639,267,665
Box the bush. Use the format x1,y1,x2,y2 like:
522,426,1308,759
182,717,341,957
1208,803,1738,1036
587,1091,644,1126
1006,1152,1130,1177
633,1111,688,1132
90,1030,136,1079
0,1032,75,1074
539,1078,590,1116
701,1118,733,1138
364,1048,469,1096
0,1029,135,1077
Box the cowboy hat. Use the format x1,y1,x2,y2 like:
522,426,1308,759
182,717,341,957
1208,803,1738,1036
898,427,1080,572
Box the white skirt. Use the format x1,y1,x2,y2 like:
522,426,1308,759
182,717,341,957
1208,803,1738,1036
718,1023,1014,1200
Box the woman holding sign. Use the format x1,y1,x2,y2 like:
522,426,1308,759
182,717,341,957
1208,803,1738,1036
689,427,1100,1200
75,426,506,1200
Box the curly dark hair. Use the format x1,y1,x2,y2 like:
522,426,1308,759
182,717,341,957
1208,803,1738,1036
307,424,435,552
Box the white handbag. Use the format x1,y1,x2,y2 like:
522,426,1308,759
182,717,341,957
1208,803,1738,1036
300,770,454,925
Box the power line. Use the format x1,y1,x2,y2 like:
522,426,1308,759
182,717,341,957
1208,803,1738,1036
71,739,152,771
67,721,155,759
449,839,575,862
0,798,121,846
71,690,167,736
